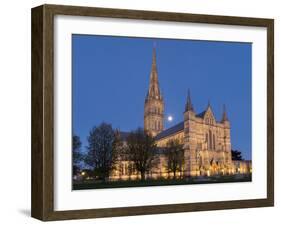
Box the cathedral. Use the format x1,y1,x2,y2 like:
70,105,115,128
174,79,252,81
110,48,251,180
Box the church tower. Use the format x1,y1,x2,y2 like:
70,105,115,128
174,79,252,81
144,47,164,137
183,90,198,177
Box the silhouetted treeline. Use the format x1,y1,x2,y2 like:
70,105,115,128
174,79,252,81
231,150,244,161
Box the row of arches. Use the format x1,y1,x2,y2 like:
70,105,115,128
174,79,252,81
205,117,215,125
147,120,162,131
147,106,162,115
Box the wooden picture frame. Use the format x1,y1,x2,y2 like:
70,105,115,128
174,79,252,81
31,4,274,221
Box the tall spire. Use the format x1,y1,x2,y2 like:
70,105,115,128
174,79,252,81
147,46,161,100
221,104,229,122
144,44,164,137
185,89,194,112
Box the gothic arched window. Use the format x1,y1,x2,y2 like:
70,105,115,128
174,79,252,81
209,130,213,150
213,134,216,150
206,117,214,125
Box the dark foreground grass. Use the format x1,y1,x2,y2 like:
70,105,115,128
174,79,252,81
73,174,252,190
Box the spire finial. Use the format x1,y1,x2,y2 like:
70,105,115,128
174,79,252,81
147,44,161,99
221,104,228,122
185,89,194,112
152,42,157,67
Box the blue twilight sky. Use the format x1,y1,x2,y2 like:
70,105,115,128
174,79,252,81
72,35,252,160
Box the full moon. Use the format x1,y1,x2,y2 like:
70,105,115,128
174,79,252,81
167,116,173,122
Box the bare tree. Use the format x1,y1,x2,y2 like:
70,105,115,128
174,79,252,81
164,139,184,179
126,128,157,180
84,123,117,181
111,129,126,177
72,134,82,176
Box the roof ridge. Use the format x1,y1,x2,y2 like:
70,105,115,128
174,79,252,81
155,121,184,140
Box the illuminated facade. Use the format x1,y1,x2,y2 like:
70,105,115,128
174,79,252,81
155,100,233,177
110,48,251,180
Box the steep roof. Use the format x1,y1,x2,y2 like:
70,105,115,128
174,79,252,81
196,104,216,121
196,110,206,118
155,121,184,141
